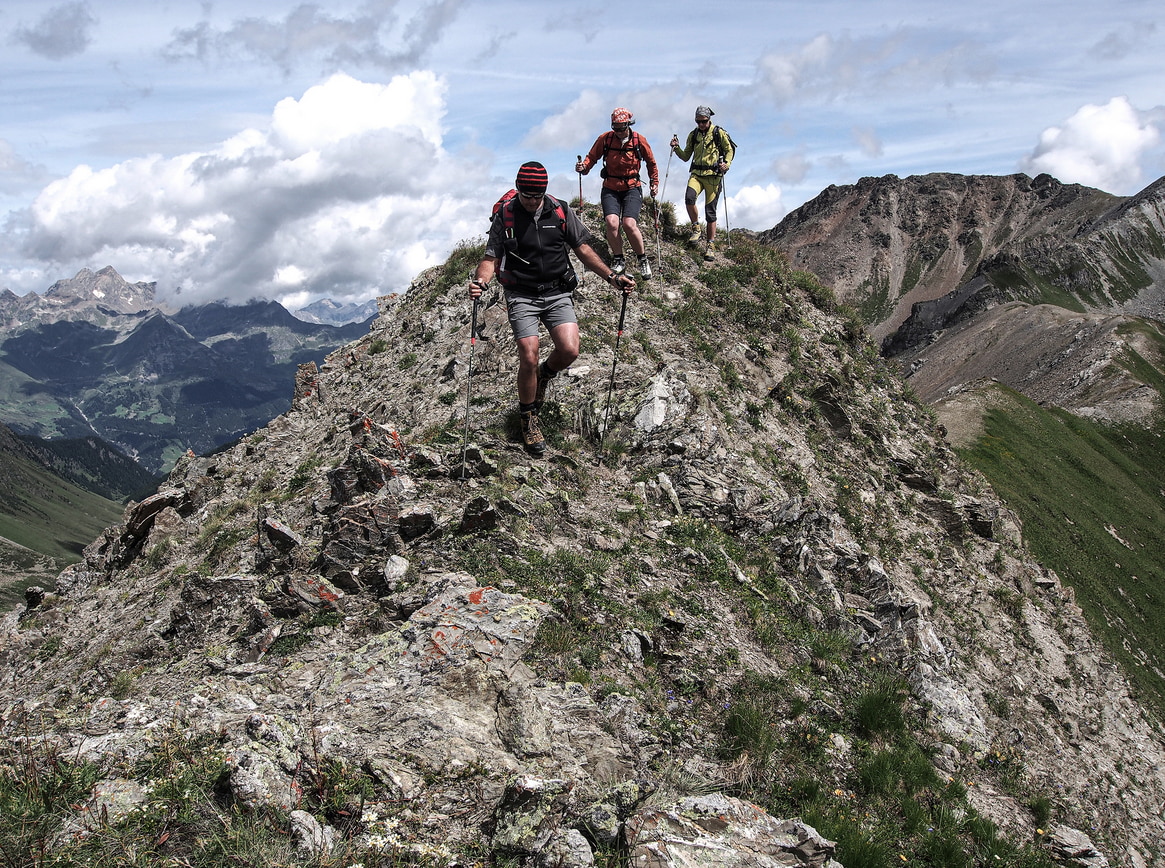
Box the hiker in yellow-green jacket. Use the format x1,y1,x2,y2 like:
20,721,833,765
670,105,735,260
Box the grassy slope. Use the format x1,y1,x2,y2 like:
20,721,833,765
958,386,1165,718
0,448,123,607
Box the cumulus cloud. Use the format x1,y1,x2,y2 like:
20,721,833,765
1021,97,1160,193
726,183,785,232
163,0,464,75
20,71,490,306
10,1,97,60
525,89,610,152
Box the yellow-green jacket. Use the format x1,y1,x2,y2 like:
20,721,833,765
673,125,735,176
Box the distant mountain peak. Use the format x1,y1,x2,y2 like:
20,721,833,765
42,266,157,314
293,297,378,326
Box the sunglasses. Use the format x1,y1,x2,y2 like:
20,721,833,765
517,189,543,200
695,118,711,125
612,122,629,131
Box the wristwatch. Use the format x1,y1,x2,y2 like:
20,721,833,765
606,271,617,284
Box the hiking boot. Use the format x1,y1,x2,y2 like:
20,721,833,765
687,223,703,243
534,360,555,407
638,255,652,279
703,239,716,261
519,409,546,455
611,255,626,274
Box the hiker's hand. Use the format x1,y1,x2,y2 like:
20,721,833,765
468,278,486,299
613,273,635,294
717,161,729,174
670,135,679,149
650,183,658,197
575,159,586,173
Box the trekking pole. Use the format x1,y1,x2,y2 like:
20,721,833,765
577,155,584,207
721,174,731,249
458,285,480,482
598,287,630,454
656,147,674,268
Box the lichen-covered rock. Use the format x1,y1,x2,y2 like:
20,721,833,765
624,793,839,868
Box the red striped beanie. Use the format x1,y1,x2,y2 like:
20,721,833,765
515,161,548,194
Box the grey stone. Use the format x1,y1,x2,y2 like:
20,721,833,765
289,809,338,859
625,793,837,868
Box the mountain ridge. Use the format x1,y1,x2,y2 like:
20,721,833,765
760,171,1165,345
1,222,1161,865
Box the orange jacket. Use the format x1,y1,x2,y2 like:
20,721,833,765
580,131,659,192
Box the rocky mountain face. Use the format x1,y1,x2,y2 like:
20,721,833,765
0,266,161,327
3,228,1163,866
760,172,1165,425
0,267,374,474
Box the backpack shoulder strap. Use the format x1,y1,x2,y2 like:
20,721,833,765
713,126,736,157
545,194,567,230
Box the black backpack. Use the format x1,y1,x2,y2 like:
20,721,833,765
687,125,738,165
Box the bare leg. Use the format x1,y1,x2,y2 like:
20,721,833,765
515,335,541,405
605,214,623,258
623,217,646,256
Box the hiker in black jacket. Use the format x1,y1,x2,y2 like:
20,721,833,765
469,161,633,456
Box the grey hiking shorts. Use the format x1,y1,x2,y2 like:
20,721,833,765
601,185,644,220
504,288,577,340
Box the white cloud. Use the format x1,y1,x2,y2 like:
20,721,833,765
19,71,489,305
726,183,785,232
1021,97,1160,193
525,89,609,152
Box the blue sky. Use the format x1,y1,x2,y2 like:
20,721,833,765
1,0,1162,308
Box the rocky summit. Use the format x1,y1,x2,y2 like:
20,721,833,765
3,219,1164,866
760,172,1165,345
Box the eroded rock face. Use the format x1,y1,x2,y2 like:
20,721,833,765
3,238,1164,866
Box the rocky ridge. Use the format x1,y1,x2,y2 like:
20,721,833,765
761,172,1165,428
759,172,1143,342
2,227,1164,865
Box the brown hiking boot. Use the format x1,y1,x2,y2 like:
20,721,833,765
520,409,546,455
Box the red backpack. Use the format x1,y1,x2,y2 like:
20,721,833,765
491,189,568,231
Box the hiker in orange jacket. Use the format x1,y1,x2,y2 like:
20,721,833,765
576,108,660,279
